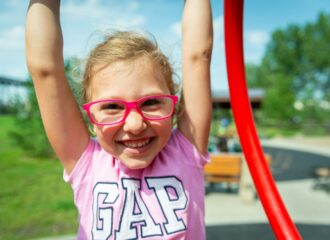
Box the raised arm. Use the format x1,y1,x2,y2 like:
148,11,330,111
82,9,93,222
26,0,89,173
179,0,213,154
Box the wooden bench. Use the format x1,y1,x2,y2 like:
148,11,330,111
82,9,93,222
204,154,242,184
204,153,272,185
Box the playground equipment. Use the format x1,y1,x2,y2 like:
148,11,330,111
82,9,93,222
224,0,302,239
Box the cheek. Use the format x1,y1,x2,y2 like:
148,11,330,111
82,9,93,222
95,125,120,145
151,119,173,139
162,121,173,134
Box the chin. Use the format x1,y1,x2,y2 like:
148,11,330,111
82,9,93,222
122,157,154,170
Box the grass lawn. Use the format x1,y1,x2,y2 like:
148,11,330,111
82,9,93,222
0,115,78,240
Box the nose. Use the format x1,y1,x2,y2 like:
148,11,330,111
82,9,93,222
122,110,147,134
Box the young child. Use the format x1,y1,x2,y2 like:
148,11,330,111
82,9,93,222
26,0,213,239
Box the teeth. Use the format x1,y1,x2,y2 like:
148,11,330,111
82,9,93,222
122,139,150,148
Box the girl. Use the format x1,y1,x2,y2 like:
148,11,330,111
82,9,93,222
26,0,213,239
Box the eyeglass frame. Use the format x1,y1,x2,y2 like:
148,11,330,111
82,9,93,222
82,94,179,126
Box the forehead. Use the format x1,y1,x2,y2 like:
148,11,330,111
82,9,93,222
90,57,170,101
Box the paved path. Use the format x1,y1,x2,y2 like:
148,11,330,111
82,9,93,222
261,136,330,157
204,137,330,239
205,179,330,224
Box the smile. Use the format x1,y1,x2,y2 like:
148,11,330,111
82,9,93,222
119,138,152,149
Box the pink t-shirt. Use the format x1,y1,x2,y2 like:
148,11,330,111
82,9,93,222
64,129,209,240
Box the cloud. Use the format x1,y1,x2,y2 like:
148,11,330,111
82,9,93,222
61,0,145,29
62,0,108,20
7,0,23,8
113,15,146,28
0,25,25,50
244,30,270,63
170,21,181,37
60,0,147,58
127,1,139,11
246,30,270,46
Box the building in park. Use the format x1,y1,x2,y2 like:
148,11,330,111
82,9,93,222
212,88,265,110
210,89,265,153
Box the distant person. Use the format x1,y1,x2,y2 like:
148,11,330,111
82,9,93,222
217,137,228,152
215,117,230,152
26,0,213,239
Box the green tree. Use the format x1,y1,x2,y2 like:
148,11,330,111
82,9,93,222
249,12,330,131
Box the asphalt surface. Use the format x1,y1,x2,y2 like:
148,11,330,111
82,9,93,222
263,146,330,181
206,223,330,240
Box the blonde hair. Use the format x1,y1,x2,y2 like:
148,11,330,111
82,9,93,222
82,31,178,102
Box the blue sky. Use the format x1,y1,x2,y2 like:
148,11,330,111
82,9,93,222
1,0,330,91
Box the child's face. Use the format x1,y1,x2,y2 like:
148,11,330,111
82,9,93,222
90,56,173,169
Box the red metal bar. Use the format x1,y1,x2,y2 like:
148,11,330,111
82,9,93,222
223,0,302,239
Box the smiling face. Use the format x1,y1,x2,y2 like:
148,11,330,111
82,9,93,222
90,56,173,169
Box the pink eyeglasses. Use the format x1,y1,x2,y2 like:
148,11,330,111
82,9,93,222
83,95,178,126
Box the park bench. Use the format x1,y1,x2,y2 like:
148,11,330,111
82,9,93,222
204,153,272,189
204,153,242,184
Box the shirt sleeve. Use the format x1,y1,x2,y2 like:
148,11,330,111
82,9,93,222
63,138,98,188
171,128,210,168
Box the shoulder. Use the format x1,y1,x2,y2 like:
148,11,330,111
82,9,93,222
160,128,210,168
74,138,104,163
64,138,114,186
